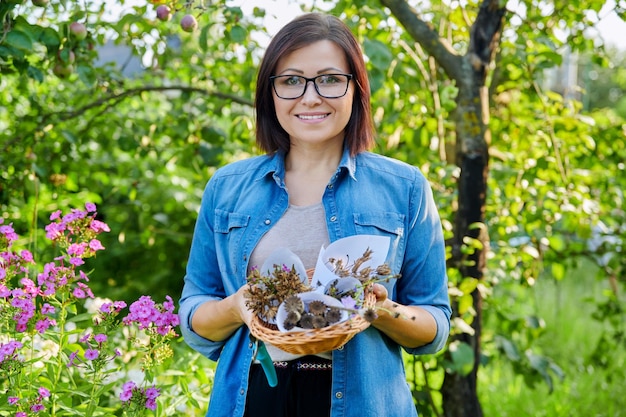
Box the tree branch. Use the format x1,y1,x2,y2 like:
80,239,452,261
55,85,254,122
3,85,254,154
379,0,464,80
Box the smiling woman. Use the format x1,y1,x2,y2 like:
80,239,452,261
178,11,451,417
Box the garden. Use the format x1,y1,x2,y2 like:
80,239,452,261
1,0,625,416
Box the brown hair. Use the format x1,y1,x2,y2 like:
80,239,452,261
255,13,375,156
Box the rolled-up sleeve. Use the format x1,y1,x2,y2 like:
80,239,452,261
178,180,228,361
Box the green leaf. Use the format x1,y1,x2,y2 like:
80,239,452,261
448,340,475,376
496,335,521,361
229,25,247,43
551,262,565,280
363,38,393,71
26,65,44,82
77,64,96,86
4,30,33,51
39,27,61,50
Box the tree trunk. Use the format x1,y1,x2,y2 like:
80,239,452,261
441,2,504,416
378,1,505,416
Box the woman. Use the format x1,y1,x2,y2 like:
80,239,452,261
179,12,451,417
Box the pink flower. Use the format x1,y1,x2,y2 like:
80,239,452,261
8,396,19,405
88,239,105,251
70,257,85,266
44,222,65,240
73,286,86,298
90,220,110,233
85,202,96,212
68,243,87,257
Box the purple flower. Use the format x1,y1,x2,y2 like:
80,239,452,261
16,412,27,417
84,349,99,360
94,333,107,344
67,351,79,367
73,286,86,298
8,396,19,405
41,303,55,315
35,317,56,334
120,381,136,402
38,387,51,398
85,202,96,212
20,249,34,263
145,398,157,410
145,386,160,399
341,296,357,310
31,403,45,412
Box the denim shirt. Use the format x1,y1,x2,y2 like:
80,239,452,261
179,148,451,417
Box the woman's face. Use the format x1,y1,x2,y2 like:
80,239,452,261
272,40,354,151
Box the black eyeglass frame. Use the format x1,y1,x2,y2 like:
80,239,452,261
269,73,354,100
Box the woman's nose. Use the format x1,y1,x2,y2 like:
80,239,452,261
300,80,323,104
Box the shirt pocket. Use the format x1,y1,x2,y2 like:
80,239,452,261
215,209,250,276
353,212,406,273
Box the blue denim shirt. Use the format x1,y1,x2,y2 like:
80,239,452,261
179,148,451,417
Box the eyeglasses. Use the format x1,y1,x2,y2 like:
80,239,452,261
270,73,353,99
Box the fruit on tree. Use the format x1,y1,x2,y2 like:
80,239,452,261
32,0,49,6
53,63,73,78
180,14,198,32
156,5,171,22
69,22,87,41
57,49,76,65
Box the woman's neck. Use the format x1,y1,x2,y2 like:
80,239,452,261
284,145,342,206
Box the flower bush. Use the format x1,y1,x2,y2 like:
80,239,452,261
0,204,180,416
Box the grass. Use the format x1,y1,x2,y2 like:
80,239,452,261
479,258,626,417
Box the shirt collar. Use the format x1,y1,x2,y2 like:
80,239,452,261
258,146,358,184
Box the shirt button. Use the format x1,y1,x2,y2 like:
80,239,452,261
335,392,343,399
240,389,245,395
264,219,271,225
337,345,344,351
327,184,333,189
330,216,337,222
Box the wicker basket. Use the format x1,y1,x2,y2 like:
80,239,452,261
249,292,376,355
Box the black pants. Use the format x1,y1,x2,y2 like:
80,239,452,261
244,356,332,417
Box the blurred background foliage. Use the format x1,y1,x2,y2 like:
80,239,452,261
1,0,625,415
